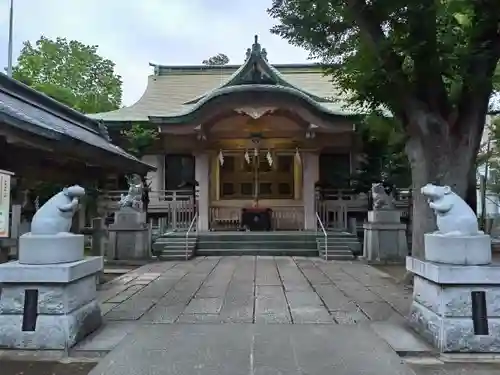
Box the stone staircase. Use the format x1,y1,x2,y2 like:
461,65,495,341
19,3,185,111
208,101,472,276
196,231,319,256
317,231,361,260
151,232,197,261
152,230,362,260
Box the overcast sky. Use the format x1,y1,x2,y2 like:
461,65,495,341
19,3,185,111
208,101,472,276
0,0,311,106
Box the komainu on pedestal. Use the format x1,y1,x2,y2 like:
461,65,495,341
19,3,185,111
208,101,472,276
362,183,407,264
407,183,500,353
0,185,103,350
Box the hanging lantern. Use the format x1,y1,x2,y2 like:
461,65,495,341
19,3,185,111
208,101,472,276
244,150,251,164
218,150,224,166
266,150,273,167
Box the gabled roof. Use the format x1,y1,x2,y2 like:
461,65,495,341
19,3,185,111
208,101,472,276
184,35,328,105
0,73,155,174
89,36,361,124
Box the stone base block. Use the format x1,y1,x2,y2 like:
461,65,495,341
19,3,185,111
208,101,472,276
407,257,500,352
108,229,150,261
362,222,408,264
0,258,103,349
424,233,491,265
19,232,84,264
0,300,102,349
0,257,103,283
367,210,401,223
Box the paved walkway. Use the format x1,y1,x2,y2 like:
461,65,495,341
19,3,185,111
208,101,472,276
78,256,424,374
96,256,411,324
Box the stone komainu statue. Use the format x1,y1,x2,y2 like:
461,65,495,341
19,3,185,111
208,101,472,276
118,175,143,210
30,185,86,235
371,182,395,210
421,183,480,236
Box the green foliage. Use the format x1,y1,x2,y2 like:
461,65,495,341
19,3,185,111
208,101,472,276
202,53,230,66
351,114,411,192
268,1,500,119
12,36,122,114
120,123,159,158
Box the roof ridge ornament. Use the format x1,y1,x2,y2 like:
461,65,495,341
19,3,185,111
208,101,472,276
245,35,267,60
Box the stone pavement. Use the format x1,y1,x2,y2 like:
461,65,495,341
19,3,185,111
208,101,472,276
94,256,412,325
73,256,429,374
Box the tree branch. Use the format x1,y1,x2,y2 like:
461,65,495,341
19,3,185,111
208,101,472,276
345,0,413,111
407,2,450,118
456,0,500,132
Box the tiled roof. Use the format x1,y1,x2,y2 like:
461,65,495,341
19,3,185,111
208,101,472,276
90,66,359,123
0,73,155,172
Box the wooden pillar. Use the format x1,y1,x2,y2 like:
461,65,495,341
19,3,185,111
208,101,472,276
303,152,319,230
195,153,209,231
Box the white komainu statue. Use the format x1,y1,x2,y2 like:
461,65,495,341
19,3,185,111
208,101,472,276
30,185,86,235
421,183,480,236
371,182,395,210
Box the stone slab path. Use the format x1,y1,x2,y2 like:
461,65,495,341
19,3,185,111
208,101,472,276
89,324,414,375
79,256,424,374
95,256,412,325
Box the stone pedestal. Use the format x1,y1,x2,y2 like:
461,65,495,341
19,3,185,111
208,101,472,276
362,209,407,264
18,233,84,264
0,256,103,349
424,233,491,265
407,256,500,353
107,209,149,260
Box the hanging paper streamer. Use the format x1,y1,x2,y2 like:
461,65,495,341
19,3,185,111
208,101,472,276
266,150,273,167
295,147,301,164
244,150,251,165
218,150,224,166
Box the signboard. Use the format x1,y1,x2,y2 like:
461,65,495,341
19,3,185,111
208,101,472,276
0,170,13,238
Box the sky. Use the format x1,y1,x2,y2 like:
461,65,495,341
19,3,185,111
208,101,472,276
0,0,311,106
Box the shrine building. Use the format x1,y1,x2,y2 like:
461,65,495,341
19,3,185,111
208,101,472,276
91,36,371,232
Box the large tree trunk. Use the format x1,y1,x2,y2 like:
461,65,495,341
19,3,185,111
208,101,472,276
465,168,478,214
405,114,483,260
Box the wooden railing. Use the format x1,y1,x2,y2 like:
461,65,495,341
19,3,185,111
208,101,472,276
98,188,412,232
98,189,196,231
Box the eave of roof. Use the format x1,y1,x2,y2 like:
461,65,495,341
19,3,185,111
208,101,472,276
148,84,361,124
0,73,155,173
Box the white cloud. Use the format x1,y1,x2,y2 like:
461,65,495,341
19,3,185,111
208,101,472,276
0,0,311,106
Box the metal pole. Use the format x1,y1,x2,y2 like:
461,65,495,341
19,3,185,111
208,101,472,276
7,0,14,77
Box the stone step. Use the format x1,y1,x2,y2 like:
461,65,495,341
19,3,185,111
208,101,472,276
197,240,317,250
196,248,318,256
197,233,318,242
158,250,194,256
320,249,354,256
322,254,356,260
154,238,197,244
157,254,195,261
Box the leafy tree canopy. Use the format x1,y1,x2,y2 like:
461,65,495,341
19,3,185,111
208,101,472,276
268,0,500,258
202,53,230,66
351,114,411,193
121,123,159,158
12,36,122,114
269,1,499,118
